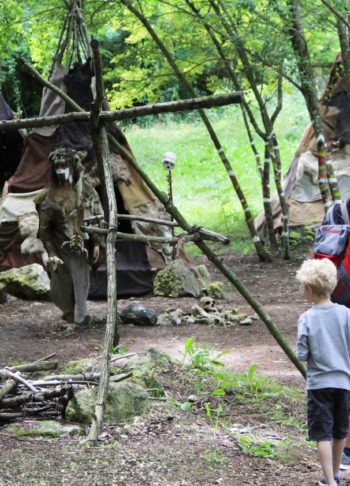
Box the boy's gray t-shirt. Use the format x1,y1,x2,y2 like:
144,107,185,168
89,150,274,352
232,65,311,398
296,303,350,390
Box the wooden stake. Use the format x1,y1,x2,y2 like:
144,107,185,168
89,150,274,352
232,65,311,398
87,39,118,445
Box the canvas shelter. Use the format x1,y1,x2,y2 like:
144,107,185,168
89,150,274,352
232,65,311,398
0,61,171,298
255,56,350,237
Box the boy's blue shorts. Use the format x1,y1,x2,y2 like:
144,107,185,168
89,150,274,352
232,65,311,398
308,388,350,441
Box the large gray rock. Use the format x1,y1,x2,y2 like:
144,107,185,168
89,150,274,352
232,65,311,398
65,382,149,424
120,302,158,326
0,263,50,300
153,259,201,298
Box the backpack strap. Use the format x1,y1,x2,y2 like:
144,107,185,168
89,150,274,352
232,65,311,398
324,205,335,225
341,203,350,224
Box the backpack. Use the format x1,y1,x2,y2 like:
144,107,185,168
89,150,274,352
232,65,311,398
313,202,350,307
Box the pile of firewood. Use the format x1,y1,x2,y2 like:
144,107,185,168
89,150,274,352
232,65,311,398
0,354,130,423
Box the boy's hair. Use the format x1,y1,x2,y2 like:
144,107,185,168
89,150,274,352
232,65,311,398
296,258,338,298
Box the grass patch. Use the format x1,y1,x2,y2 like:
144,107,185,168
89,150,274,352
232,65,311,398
125,91,308,246
171,339,306,432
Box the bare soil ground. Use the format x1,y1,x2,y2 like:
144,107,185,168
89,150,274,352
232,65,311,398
1,251,350,485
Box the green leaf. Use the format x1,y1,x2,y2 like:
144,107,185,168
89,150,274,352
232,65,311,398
180,401,193,412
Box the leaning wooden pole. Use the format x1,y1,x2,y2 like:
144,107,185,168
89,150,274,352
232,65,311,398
120,0,272,262
22,56,305,379
106,134,306,379
87,39,118,444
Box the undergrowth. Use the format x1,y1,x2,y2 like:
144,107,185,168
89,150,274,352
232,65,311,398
164,338,307,461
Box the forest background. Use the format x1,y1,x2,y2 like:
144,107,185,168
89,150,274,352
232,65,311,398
0,0,344,254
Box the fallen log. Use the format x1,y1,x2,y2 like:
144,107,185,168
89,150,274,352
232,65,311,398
0,379,16,401
2,368,40,393
0,413,22,421
41,372,101,382
7,361,59,373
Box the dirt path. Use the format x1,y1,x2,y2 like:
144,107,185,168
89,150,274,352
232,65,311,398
1,253,326,486
0,255,307,383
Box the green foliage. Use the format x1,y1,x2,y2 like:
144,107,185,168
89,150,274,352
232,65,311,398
111,345,129,355
201,448,228,465
272,404,306,430
204,402,224,431
238,435,276,458
183,337,230,370
0,0,340,112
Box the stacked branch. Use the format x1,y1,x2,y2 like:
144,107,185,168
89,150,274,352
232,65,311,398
0,357,130,423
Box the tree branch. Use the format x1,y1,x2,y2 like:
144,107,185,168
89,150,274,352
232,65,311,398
0,93,243,132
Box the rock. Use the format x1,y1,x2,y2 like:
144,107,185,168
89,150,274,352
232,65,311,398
154,259,201,298
65,382,149,424
114,348,175,375
120,302,158,326
62,357,98,374
196,264,211,291
7,420,84,438
0,263,50,300
157,314,173,326
240,317,253,326
188,394,198,402
157,309,185,326
207,281,225,300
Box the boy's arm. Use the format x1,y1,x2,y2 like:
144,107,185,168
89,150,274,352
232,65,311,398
296,316,309,361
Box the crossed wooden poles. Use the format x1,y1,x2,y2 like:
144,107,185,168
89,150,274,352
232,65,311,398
0,43,305,442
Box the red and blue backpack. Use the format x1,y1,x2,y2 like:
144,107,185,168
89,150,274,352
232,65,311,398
314,202,350,306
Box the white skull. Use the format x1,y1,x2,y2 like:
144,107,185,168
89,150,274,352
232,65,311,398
162,151,176,170
199,296,217,313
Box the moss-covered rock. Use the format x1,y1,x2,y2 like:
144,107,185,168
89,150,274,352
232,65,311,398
207,281,226,300
196,264,212,291
154,259,201,298
112,348,175,375
0,263,49,300
120,348,173,393
65,382,149,424
7,420,84,438
62,357,98,375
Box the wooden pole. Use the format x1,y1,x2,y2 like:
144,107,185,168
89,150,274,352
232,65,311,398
82,226,230,245
121,0,272,262
87,39,118,445
12,51,305,379
0,92,242,135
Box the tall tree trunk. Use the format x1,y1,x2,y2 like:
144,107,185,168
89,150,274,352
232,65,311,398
335,0,350,106
286,0,337,211
206,0,289,254
184,0,279,251
262,145,277,250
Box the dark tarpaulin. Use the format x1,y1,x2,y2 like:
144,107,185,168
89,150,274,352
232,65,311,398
88,240,154,299
7,133,55,193
0,94,24,186
0,221,42,270
55,60,128,152
55,60,94,150
327,91,350,146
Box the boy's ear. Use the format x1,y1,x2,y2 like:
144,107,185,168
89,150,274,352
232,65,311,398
304,284,312,294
